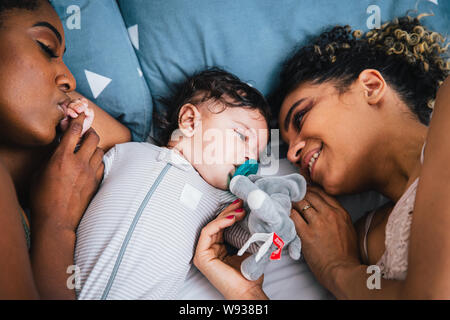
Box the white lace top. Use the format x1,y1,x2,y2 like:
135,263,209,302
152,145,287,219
363,144,425,280
377,178,418,280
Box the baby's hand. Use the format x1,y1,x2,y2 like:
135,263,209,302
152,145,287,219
60,98,94,136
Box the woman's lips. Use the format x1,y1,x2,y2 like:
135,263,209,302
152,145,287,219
57,99,70,118
301,147,321,172
57,106,67,121
309,152,319,180
301,145,323,181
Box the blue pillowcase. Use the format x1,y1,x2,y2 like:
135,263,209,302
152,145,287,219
51,0,153,141
117,0,448,124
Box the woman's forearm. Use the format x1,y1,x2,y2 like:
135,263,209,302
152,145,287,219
30,223,78,300
330,262,404,299
198,260,268,300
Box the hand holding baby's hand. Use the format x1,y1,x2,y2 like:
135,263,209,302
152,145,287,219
60,98,94,136
193,200,267,299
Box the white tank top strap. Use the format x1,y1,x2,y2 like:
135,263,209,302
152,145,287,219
420,142,426,165
363,210,377,265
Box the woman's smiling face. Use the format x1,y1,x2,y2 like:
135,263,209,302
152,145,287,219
279,80,383,196
0,0,76,146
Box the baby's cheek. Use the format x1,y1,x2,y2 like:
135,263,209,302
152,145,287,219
209,167,230,190
227,140,246,164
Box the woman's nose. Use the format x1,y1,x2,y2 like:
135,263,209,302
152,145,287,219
287,140,305,166
56,66,76,93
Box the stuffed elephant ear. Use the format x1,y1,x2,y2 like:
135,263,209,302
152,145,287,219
254,174,307,202
283,174,307,202
247,174,264,183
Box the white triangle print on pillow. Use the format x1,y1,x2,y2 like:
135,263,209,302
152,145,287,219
427,0,438,4
128,24,139,50
84,70,112,99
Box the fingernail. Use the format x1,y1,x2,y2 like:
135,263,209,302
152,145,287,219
235,208,243,213
226,215,235,219
232,199,240,204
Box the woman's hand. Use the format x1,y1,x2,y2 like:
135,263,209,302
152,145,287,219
30,114,104,233
193,200,268,300
291,185,360,291
29,114,105,299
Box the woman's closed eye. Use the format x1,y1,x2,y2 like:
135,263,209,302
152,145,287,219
37,40,59,58
293,102,313,132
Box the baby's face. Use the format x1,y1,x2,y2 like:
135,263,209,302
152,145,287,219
189,104,269,190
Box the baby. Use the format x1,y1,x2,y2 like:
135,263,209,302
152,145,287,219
73,68,271,299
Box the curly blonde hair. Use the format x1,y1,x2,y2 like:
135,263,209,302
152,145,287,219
276,15,449,125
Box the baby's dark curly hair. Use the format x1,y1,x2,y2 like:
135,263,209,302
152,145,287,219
273,15,449,125
154,67,271,146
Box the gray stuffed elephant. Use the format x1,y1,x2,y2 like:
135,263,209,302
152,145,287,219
229,173,307,281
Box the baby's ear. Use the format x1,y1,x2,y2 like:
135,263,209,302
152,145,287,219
178,103,201,137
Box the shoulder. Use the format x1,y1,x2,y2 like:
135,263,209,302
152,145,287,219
102,142,164,179
0,161,24,239
110,142,163,155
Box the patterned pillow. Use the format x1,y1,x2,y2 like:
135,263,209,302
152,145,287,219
51,0,153,141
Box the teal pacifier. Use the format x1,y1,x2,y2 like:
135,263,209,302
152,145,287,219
227,159,259,189
233,159,259,178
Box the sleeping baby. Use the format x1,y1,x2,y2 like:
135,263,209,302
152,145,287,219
73,68,271,299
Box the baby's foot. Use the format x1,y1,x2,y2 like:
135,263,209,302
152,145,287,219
59,98,94,136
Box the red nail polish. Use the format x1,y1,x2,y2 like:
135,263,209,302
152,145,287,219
232,199,240,204
235,208,243,213
226,215,235,219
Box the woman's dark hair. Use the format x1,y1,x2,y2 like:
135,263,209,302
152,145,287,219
273,15,449,125
0,0,51,27
154,67,271,146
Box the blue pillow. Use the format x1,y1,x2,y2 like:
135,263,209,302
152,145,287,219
117,0,448,126
51,0,153,141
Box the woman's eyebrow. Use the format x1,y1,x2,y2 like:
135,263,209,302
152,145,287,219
33,21,67,53
284,98,306,131
33,21,62,44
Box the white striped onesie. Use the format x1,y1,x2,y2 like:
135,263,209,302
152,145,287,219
74,142,236,299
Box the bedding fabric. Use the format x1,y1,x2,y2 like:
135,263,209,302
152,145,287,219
51,0,153,141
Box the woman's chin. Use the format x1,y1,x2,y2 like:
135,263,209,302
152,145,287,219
27,127,58,147
319,178,344,196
